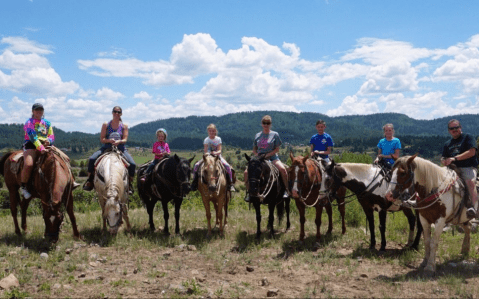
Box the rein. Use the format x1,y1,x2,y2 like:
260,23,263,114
250,160,280,202
296,158,327,208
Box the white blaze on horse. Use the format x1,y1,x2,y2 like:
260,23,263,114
198,154,230,237
94,147,131,234
386,154,472,273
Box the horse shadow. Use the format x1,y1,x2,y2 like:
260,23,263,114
0,233,57,253
231,228,290,253
374,259,479,281
274,234,343,259
78,227,118,247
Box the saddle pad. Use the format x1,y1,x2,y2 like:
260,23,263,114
95,151,130,169
10,152,23,163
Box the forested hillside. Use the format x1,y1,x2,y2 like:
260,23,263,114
0,112,476,158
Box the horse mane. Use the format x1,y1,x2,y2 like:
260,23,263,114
0,151,15,176
106,153,126,198
399,156,451,193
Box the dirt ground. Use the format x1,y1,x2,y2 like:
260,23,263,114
4,236,478,299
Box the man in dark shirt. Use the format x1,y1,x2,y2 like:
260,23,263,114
441,119,478,219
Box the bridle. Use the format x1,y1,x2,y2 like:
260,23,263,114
249,160,280,202
291,158,327,207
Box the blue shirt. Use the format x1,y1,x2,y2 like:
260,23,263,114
310,133,334,159
377,137,401,165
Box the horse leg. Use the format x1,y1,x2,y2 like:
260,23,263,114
9,188,22,236
122,204,131,232
146,200,156,231
295,199,306,244
253,201,262,240
174,198,182,235
325,202,333,235
461,222,471,256
411,211,423,251
378,209,387,252
403,208,416,247
362,204,376,250
214,201,220,227
425,218,446,273
338,189,346,235
268,203,275,238
217,198,224,237
285,197,291,231
203,198,212,237
315,205,323,245
161,200,170,235
223,191,229,227
20,196,33,233
419,215,431,269
65,194,80,239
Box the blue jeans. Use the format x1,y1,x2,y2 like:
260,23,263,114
146,159,160,174
88,146,136,177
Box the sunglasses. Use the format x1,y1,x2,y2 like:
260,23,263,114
112,110,122,114
448,126,461,131
34,108,44,111
262,122,271,125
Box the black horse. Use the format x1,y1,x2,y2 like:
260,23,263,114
137,154,194,234
245,154,291,239
324,160,422,251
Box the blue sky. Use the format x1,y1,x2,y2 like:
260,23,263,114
1,0,479,133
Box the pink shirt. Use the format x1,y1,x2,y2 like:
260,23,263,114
152,141,170,159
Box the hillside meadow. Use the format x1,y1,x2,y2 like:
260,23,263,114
0,150,479,298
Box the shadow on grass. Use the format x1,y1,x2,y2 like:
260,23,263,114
275,233,343,259
0,233,56,253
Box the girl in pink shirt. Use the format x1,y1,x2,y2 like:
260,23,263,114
140,128,170,182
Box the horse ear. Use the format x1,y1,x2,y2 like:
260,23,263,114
203,153,208,161
174,154,180,162
245,153,250,162
302,155,309,164
289,151,294,161
188,155,195,164
407,153,418,167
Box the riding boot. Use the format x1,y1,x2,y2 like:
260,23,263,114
191,172,199,191
244,194,250,203
82,173,95,191
226,173,236,192
20,183,32,199
128,176,134,195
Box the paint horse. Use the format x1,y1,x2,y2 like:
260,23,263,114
0,147,80,242
198,154,231,237
245,154,291,239
289,153,347,245
93,146,131,234
324,160,422,252
386,155,472,273
137,154,194,234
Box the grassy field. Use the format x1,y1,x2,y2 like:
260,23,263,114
0,149,478,298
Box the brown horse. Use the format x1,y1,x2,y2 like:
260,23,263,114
0,147,80,242
198,154,231,237
289,153,346,245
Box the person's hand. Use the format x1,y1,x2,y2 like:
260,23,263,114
43,140,50,146
113,140,122,146
442,157,454,166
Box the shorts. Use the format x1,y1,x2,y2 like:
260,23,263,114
459,167,477,181
23,141,36,151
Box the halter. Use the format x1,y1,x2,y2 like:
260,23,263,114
249,160,280,202
293,158,327,208
106,202,125,229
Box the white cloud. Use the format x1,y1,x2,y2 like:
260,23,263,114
95,87,124,102
133,91,152,101
326,95,379,116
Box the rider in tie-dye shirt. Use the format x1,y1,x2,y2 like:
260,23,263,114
20,103,55,199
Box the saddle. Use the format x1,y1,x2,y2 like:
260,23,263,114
95,148,130,169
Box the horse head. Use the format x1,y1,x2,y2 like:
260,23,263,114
202,154,221,192
288,153,310,199
245,153,267,197
174,154,194,197
386,154,417,201
104,196,123,234
323,159,345,200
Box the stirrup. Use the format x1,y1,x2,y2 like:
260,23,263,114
466,207,476,219
244,194,250,203
82,181,94,191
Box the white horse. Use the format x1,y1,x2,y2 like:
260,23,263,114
386,154,473,273
94,148,131,234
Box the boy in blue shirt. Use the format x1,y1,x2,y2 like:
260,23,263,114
310,120,334,162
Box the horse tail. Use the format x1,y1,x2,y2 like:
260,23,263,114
0,151,14,176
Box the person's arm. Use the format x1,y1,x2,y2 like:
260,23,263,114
100,123,112,144
265,146,280,158
253,146,258,156
165,143,171,154
119,124,129,145
315,146,332,156
375,148,383,163
203,144,209,154
211,144,222,156
45,123,54,146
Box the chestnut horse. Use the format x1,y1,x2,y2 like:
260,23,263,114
198,154,231,237
0,147,80,242
386,155,471,273
289,153,347,245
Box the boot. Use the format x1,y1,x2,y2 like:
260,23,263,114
191,172,199,191
82,174,94,191
20,186,32,199
128,176,134,195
